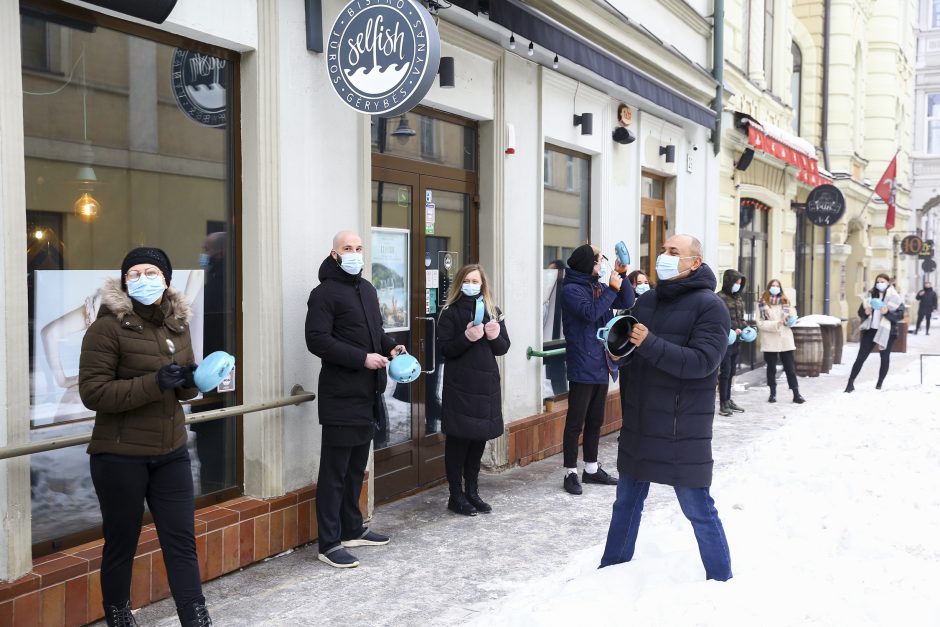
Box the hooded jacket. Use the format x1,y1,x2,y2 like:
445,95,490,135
437,294,510,440
305,256,397,428
561,267,635,384
718,269,747,339
917,287,938,315
79,278,197,456
617,264,730,488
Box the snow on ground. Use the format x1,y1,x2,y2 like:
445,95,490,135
469,361,940,627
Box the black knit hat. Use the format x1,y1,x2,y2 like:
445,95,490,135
121,247,172,290
567,244,597,275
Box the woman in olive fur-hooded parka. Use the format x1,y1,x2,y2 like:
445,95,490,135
79,277,198,455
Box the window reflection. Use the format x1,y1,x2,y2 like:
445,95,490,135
22,13,238,550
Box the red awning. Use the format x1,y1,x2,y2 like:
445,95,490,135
745,123,830,187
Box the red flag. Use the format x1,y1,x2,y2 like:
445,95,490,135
875,154,898,231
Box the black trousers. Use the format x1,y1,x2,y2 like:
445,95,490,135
563,382,608,468
90,446,203,609
849,329,897,386
444,436,486,494
916,310,931,333
316,438,370,552
718,344,739,402
764,351,799,391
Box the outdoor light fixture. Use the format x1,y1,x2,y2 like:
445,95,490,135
659,144,676,163
553,54,559,69
439,56,455,88
735,147,755,171
573,113,593,136
391,114,416,144
528,41,534,56
509,34,516,50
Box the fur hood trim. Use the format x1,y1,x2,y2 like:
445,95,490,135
99,277,192,323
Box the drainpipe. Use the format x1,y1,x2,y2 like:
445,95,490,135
711,0,724,156
821,0,832,315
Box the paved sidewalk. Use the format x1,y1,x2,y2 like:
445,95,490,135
126,331,939,626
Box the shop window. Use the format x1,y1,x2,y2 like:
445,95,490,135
372,111,475,170
928,94,940,154
791,42,802,135
22,9,239,554
542,146,590,399
738,199,770,373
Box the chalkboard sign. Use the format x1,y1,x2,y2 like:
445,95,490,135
805,184,846,226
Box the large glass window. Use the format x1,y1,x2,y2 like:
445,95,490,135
791,42,802,135
738,199,770,372
928,94,940,154
933,0,940,28
22,8,239,553
542,146,590,399
763,0,775,90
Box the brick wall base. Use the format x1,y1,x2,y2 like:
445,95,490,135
0,475,368,626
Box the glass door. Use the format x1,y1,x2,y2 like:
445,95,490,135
371,167,474,501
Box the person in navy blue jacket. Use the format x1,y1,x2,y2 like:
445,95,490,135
560,244,635,495
600,234,733,581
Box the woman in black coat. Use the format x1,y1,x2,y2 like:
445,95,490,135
437,264,510,516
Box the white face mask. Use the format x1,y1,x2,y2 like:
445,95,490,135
634,283,650,295
655,254,695,281
336,252,364,275
875,282,888,292
731,283,741,294
769,286,781,296
461,282,481,297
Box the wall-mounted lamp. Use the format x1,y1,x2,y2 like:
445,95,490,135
735,147,755,171
527,41,534,57
439,56,455,88
612,127,635,144
659,144,676,163
391,114,416,144
573,113,593,136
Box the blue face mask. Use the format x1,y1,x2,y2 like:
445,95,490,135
127,275,166,305
875,282,888,292
461,282,481,297
337,252,364,275
731,283,741,294
199,253,210,269
634,283,650,295
655,254,694,281
769,286,781,296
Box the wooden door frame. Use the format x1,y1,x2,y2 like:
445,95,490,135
641,172,667,282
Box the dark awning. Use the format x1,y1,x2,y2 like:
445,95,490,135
486,1,717,130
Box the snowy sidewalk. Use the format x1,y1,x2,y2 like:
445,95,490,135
129,332,940,627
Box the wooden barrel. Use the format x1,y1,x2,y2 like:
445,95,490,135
818,324,836,374
792,325,823,377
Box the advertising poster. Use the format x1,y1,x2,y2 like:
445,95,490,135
31,269,205,427
372,227,410,332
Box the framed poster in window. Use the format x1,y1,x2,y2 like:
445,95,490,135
372,227,410,332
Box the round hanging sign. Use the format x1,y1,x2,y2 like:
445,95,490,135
924,258,937,273
804,184,846,226
326,0,441,117
171,49,228,128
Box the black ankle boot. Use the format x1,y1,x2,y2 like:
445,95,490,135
464,479,492,513
768,387,776,403
792,390,806,404
845,381,855,393
104,601,138,627
177,600,212,627
447,492,478,516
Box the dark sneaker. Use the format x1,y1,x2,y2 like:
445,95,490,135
582,465,618,485
318,546,359,568
563,472,583,495
342,529,390,547
718,401,733,416
727,400,745,413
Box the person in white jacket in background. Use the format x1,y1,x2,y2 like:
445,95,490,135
845,273,904,392
756,279,806,404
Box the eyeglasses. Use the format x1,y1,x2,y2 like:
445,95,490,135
126,268,162,282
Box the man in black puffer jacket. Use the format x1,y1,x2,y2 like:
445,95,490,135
600,234,733,581
305,230,404,569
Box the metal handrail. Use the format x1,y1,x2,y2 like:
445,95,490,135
526,346,566,360
0,386,315,461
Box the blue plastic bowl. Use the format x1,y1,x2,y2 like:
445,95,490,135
388,354,421,383
741,327,758,342
194,351,236,393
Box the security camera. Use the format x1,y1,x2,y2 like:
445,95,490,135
692,144,699,151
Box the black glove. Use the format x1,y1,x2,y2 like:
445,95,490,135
156,363,186,391
181,364,196,389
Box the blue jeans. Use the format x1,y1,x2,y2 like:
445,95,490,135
600,473,732,581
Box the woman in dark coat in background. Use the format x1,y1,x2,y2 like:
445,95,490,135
437,264,510,516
